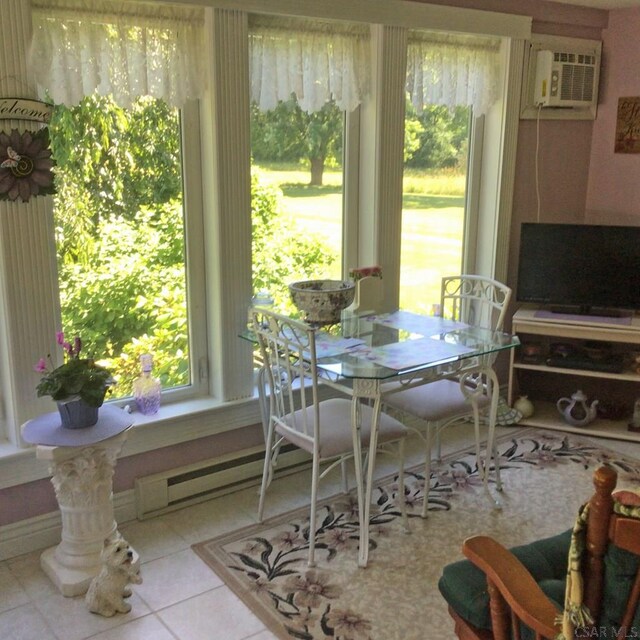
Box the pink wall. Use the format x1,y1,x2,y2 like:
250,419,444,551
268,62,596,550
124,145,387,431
512,121,594,225
586,7,640,223
506,120,594,297
0,424,264,527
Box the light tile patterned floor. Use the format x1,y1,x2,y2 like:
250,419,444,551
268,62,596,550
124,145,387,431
1,424,638,640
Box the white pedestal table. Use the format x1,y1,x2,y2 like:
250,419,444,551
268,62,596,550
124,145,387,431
22,405,134,597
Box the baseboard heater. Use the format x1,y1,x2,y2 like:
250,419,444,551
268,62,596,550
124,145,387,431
135,443,310,519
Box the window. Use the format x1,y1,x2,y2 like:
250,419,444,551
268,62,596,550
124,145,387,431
49,94,192,400
247,16,368,312
250,99,345,312
400,104,471,313
400,31,502,312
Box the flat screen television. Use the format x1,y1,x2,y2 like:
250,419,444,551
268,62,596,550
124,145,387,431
516,222,640,314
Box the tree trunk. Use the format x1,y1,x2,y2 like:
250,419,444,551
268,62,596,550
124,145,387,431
309,157,324,186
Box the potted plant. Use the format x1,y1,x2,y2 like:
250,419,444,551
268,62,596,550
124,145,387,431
34,332,113,429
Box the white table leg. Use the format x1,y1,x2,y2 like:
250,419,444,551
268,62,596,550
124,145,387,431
351,380,382,568
483,367,502,508
350,394,366,566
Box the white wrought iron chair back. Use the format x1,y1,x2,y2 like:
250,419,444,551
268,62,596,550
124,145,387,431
252,309,320,450
441,275,512,332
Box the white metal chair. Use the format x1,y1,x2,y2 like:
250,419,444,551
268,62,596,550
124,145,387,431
251,307,408,567
382,275,512,518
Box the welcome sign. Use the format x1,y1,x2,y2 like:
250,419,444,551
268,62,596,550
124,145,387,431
0,98,53,124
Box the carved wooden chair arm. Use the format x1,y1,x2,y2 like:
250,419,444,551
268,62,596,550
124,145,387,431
463,535,561,640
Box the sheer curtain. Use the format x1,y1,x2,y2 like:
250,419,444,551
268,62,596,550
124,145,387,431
249,17,370,113
407,32,502,115
30,0,206,108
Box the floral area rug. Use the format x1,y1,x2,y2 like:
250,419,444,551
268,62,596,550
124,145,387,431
192,429,640,640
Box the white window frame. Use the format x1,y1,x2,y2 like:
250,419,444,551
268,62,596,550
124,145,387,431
167,99,209,402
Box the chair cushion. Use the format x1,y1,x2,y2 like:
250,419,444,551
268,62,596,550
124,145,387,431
382,379,490,422
438,529,571,630
276,398,407,459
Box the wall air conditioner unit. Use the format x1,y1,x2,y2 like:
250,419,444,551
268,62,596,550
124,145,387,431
520,35,601,120
534,49,598,108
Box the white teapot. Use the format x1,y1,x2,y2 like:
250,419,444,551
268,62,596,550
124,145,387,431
557,390,598,427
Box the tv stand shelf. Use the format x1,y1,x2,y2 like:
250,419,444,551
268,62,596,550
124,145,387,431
505,401,640,442
508,306,640,442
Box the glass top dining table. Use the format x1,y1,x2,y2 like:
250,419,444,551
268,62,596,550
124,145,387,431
306,309,520,382
246,307,520,567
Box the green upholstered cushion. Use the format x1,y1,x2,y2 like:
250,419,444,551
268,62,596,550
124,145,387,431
438,529,571,630
537,578,566,608
439,557,490,630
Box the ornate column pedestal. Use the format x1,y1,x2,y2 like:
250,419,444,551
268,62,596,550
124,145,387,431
22,406,135,596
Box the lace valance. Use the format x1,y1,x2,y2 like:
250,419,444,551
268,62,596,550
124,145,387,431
249,18,370,113
407,32,502,115
30,0,206,108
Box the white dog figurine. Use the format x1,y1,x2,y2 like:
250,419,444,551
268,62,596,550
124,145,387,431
85,537,142,617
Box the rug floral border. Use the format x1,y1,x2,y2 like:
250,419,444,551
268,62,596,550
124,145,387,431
192,428,640,640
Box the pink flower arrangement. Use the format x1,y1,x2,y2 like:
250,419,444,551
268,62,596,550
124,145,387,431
34,332,81,373
34,332,112,407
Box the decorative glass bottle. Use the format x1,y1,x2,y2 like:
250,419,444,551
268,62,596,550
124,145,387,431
133,354,161,415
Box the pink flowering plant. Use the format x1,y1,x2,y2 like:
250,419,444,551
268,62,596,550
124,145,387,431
34,332,113,407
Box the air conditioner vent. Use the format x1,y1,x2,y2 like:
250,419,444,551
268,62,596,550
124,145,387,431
559,63,595,103
534,48,599,108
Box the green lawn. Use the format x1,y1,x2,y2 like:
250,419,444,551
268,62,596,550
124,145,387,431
400,205,463,313
253,164,465,312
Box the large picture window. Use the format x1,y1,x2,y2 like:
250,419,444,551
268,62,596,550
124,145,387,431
400,30,502,312
49,94,191,399
400,104,471,313
248,16,368,312
250,99,345,312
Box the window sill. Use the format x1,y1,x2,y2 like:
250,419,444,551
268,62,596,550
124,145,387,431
0,394,263,490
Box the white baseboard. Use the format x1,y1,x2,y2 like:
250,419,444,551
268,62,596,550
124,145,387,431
0,489,137,562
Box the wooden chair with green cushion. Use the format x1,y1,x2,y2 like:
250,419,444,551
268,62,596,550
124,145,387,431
439,465,640,640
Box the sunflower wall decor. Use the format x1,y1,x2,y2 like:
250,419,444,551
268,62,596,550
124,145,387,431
0,128,55,202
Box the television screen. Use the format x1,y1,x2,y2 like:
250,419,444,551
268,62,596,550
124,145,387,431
516,223,640,312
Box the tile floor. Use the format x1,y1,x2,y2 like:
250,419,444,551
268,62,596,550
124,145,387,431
2,425,639,640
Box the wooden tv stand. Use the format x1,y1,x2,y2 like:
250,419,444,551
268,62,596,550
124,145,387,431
508,306,640,442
